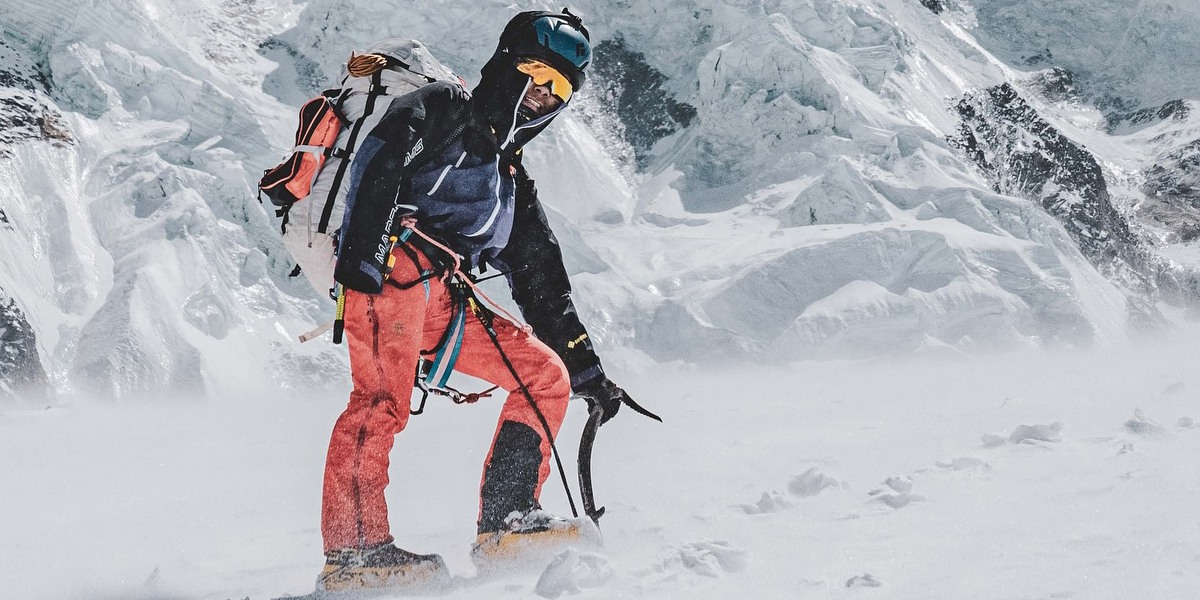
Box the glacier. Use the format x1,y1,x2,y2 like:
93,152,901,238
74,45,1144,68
4,2,1200,599
0,0,1196,400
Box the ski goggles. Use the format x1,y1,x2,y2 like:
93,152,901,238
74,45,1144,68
515,58,574,103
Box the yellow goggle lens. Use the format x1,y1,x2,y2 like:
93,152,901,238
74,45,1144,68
515,59,573,103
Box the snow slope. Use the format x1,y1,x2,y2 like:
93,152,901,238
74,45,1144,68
3,1,1200,598
0,0,344,403
6,0,1196,403
970,0,1200,111
5,335,1200,599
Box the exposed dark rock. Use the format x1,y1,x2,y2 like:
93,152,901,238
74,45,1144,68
0,36,51,94
1141,138,1200,242
919,0,944,15
951,83,1137,265
1021,48,1054,67
0,36,71,153
1144,138,1200,200
1029,68,1077,103
951,83,1200,315
584,37,697,169
258,36,330,100
0,94,74,151
0,291,50,404
1106,99,1190,135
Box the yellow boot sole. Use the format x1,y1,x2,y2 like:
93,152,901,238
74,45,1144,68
318,555,450,592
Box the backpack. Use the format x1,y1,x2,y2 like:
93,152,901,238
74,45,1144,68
259,39,466,297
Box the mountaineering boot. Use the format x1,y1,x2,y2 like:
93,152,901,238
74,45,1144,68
318,542,450,592
471,508,601,570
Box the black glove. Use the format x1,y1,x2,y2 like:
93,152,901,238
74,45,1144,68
574,377,629,425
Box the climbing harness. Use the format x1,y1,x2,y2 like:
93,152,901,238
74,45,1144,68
393,220,580,518
298,218,662,521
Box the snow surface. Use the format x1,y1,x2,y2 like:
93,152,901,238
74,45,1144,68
4,0,1200,598
970,0,1200,110
5,334,1200,599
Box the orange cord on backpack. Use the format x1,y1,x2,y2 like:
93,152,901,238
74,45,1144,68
347,52,389,78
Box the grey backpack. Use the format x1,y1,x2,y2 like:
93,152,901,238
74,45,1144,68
269,39,465,297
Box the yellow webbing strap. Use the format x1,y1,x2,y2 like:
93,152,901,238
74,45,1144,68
332,284,346,344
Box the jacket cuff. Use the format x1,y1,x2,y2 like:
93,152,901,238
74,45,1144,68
569,364,605,391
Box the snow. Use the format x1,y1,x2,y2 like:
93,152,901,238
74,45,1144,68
8,0,1194,394
971,0,1200,110
5,335,1200,599
3,0,1200,597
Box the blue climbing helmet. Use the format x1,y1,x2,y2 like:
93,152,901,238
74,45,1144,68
490,9,591,90
473,9,592,149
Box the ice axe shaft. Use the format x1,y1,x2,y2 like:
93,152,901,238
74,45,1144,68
578,405,606,526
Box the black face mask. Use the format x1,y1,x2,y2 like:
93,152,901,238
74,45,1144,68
516,104,538,124
471,56,567,154
474,62,526,130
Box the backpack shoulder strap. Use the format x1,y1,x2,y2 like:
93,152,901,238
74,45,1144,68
401,98,472,177
317,69,389,234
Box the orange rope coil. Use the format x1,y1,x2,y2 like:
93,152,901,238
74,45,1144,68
347,52,389,78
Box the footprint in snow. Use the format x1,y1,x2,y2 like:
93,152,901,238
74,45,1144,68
1161,381,1186,396
867,458,989,511
639,540,748,580
935,457,990,472
535,548,613,599
846,573,883,588
1178,417,1199,430
1124,409,1170,438
983,422,1063,447
788,467,847,497
735,490,791,514
868,476,924,509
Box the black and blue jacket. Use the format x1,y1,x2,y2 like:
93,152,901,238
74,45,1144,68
336,81,604,390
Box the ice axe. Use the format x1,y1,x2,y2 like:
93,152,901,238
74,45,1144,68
577,404,607,526
577,391,663,527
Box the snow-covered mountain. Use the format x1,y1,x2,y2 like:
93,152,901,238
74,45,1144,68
2,0,1199,403
8,3,1200,600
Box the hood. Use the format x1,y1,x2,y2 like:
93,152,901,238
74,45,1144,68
470,10,590,154
470,58,570,154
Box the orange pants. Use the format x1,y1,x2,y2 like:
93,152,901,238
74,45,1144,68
320,245,571,553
